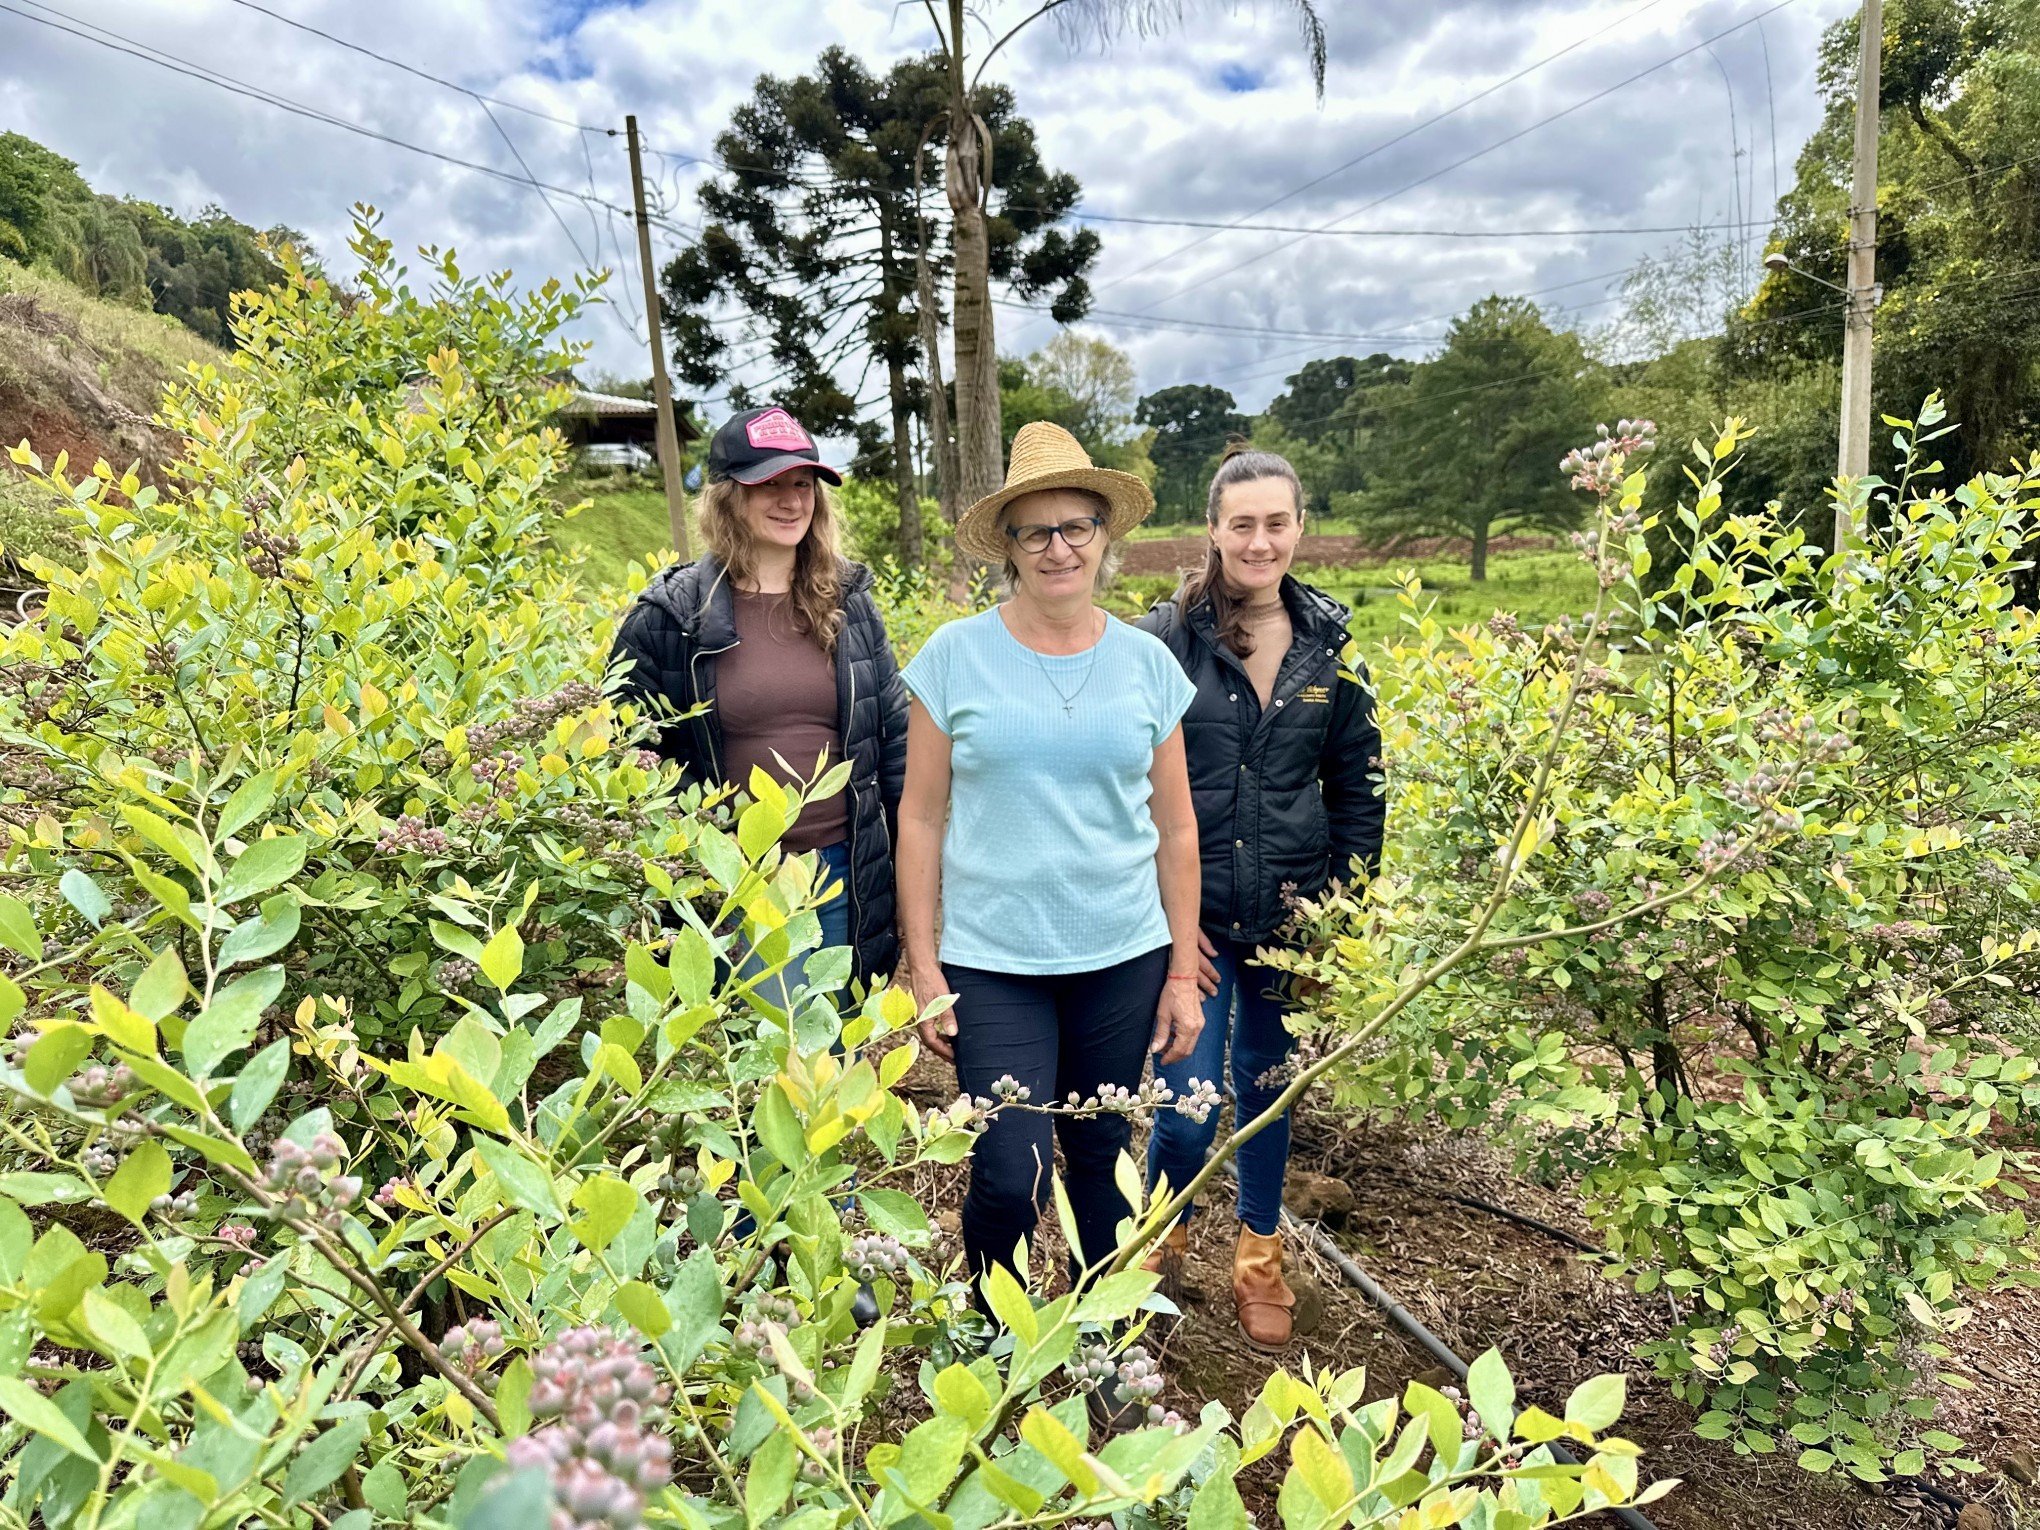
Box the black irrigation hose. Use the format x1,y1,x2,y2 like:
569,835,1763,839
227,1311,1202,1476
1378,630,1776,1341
1276,1204,1666,1530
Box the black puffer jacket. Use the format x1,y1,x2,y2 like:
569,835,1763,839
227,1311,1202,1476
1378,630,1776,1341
1136,577,1385,943
608,555,908,980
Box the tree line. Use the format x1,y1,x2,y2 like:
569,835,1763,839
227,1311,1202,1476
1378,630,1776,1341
663,0,2039,581
0,131,308,345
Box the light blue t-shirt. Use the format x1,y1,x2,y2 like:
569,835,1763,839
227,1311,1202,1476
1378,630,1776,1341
902,606,1196,975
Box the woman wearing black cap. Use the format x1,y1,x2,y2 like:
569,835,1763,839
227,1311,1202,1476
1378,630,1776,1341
609,406,909,1006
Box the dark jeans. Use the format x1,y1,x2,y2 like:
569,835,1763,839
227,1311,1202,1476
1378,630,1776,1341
1147,934,1295,1236
949,945,1169,1289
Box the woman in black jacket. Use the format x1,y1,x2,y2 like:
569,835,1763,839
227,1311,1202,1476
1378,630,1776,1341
1134,446,1385,1351
607,406,908,998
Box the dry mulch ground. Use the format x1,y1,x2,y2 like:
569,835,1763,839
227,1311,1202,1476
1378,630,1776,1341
897,1046,2039,1528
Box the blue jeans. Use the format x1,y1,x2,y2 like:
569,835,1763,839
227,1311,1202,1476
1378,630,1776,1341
736,841,853,1015
1146,935,1294,1236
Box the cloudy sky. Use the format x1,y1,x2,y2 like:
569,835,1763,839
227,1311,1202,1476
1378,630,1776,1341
2,0,1854,423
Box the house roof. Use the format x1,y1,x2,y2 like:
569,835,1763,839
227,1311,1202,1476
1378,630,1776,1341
560,389,659,418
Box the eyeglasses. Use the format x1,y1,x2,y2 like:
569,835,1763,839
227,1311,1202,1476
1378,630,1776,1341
1005,516,1103,554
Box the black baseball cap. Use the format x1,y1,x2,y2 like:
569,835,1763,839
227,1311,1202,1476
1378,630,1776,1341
705,406,843,486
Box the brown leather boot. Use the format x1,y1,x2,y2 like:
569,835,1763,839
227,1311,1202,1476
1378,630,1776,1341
1233,1226,1294,1351
1139,1220,1190,1305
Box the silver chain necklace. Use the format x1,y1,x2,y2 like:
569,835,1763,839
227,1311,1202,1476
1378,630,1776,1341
1022,611,1105,718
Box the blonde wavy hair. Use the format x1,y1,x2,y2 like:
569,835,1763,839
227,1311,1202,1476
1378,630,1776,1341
698,475,847,652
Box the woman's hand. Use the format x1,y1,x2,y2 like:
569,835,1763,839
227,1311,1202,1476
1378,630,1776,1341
1196,928,1221,997
911,959,958,1063
1151,978,1205,1066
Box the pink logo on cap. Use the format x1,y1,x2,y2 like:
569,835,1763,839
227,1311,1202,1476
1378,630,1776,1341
744,408,813,452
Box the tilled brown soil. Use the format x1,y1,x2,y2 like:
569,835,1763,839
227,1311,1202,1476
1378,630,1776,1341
896,1045,2038,1528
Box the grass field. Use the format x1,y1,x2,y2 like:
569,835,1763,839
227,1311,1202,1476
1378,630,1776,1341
554,482,1601,649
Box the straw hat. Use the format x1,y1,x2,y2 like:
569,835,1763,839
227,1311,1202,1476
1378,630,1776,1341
954,422,1155,563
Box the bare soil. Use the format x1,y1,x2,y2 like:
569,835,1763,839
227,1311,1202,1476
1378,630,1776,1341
896,1047,2040,1528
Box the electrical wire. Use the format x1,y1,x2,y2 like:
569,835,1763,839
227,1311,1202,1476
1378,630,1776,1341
1127,0,1806,320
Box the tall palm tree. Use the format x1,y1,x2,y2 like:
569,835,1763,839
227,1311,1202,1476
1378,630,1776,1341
922,0,1329,520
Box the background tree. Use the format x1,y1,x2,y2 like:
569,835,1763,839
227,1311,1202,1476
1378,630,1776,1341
1000,332,1153,480
663,47,1094,565
1263,351,1411,510
1135,382,1247,521
1731,0,2039,485
1353,295,1605,579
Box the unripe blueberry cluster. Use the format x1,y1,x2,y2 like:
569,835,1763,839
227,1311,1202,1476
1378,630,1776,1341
1172,1077,1223,1125
151,1189,198,1220
257,1132,362,1229
436,957,478,992
470,750,524,799
800,1425,837,1484
378,814,450,855
1253,1039,1322,1092
1756,706,1850,761
442,1317,508,1377
69,1062,137,1109
1559,419,1658,497
844,1233,907,1283
989,1074,1031,1104
1071,1343,1172,1425
240,526,300,580
375,1175,409,1207
216,1222,259,1251
1697,830,1745,875
501,1326,673,1530
654,1162,703,1201
465,682,602,756
80,1142,120,1179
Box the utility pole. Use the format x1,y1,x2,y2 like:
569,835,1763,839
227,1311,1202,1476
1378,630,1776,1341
626,114,691,561
1835,0,1882,553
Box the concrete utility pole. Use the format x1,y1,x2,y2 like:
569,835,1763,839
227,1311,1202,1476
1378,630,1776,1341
1836,0,1882,553
626,114,691,561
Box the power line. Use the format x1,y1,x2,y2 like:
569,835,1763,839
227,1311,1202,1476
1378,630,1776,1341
1129,0,1806,320
219,0,611,133
0,1,640,219
1070,211,1780,240
1088,0,1675,302
992,298,1446,346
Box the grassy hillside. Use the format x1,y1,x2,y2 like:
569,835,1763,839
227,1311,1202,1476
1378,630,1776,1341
550,479,679,595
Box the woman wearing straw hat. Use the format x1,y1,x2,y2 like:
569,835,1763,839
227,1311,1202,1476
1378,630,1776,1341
897,421,1204,1300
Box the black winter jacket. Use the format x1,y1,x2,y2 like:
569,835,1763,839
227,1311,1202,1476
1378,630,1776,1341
608,555,908,980
1136,577,1385,943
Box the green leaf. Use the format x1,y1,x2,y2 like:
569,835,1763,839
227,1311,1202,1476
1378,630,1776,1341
1564,1373,1626,1433
182,966,285,1078
1187,1454,1249,1530
230,1037,292,1132
215,771,278,841
58,870,111,929
283,1418,369,1503
0,893,41,960
218,836,307,906
858,1188,931,1244
1292,1424,1353,1511
455,1467,551,1530
25,1024,93,1097
1467,1346,1517,1441
932,1362,992,1428
661,1248,725,1371
1404,1380,1461,1466
983,1263,1039,1347
670,927,715,1006
570,1175,638,1255
102,1141,170,1225
895,1414,971,1504
129,945,188,1022
0,1375,99,1461
479,922,525,993
430,920,486,962
752,1082,804,1168
1796,1448,1835,1473
218,896,301,969
745,1428,796,1522
0,974,21,1030
475,1141,562,1222
614,1280,670,1338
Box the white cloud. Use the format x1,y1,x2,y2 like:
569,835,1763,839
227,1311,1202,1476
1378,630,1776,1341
2,0,1853,421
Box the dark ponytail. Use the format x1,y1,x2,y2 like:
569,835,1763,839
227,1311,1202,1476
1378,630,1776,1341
1178,441,1305,658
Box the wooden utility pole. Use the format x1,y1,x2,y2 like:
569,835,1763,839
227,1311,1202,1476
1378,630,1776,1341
1835,0,1882,552
626,114,691,561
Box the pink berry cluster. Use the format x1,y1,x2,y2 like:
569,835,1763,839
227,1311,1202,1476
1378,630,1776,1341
1755,707,1851,762
844,1233,907,1283
240,526,300,580
375,1175,409,1207
465,682,602,756
442,1317,508,1379
377,814,450,855
216,1222,259,1251
1560,419,1658,497
70,1062,137,1109
256,1132,362,1229
501,1326,674,1530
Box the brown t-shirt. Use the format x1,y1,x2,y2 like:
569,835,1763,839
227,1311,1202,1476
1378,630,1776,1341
717,590,848,852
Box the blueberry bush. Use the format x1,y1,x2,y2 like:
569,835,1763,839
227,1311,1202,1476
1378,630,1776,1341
1275,401,2040,1482
0,213,1667,1527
